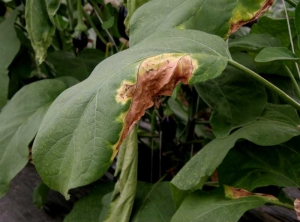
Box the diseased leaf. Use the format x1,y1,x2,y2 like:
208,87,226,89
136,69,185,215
33,182,50,209
104,126,138,222
229,34,280,52
171,104,300,191
0,77,78,198
131,182,176,222
129,0,273,45
196,52,267,138
171,185,284,222
255,47,299,62
32,29,230,198
64,183,114,222
219,137,300,191
25,0,56,63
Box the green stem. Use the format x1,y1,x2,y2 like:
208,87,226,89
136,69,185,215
282,63,300,99
81,7,108,45
228,59,300,111
267,200,294,210
285,0,297,7
90,0,119,52
75,0,87,32
66,0,74,30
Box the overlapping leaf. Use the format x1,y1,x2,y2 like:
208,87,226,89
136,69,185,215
171,104,300,191
0,77,78,198
219,137,300,191
32,29,230,198
129,0,273,45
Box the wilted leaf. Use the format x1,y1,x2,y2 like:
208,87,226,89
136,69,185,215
64,183,114,222
25,0,56,63
32,29,230,198
0,77,78,198
196,52,267,138
229,34,280,52
171,185,283,222
131,182,176,222
219,137,300,191
171,104,300,191
130,0,273,45
255,47,299,62
104,126,138,222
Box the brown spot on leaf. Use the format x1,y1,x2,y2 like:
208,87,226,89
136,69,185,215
113,54,196,156
229,0,274,34
225,185,278,200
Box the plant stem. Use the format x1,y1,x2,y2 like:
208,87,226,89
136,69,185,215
282,0,300,78
228,59,300,111
282,62,300,99
66,0,74,30
285,0,297,7
268,200,295,210
75,0,87,32
90,0,119,52
81,7,108,45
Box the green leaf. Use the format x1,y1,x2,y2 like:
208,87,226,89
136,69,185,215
0,69,8,110
255,47,299,62
219,137,300,191
0,77,78,198
25,0,56,63
45,0,61,23
124,0,151,34
102,16,114,30
104,126,138,222
64,183,114,222
295,3,300,49
196,52,267,138
0,10,20,69
171,104,300,191
171,185,283,222
130,182,176,221
33,182,50,209
251,17,296,48
47,49,105,81
129,0,273,45
32,29,230,198
229,34,281,52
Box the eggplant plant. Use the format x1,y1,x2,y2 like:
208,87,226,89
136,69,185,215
1,0,300,221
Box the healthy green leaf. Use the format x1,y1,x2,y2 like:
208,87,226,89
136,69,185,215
104,126,138,222
33,30,229,197
102,16,115,30
0,69,8,110
45,0,61,23
25,0,56,63
171,185,282,222
0,77,78,198
229,34,280,52
196,52,267,138
64,183,114,222
129,0,273,45
171,104,300,191
255,47,299,62
295,3,300,49
130,182,176,222
219,137,300,191
32,29,230,199
47,49,105,81
33,182,50,209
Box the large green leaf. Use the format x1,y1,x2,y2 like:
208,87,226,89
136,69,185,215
104,126,138,222
130,182,176,221
25,0,56,63
64,183,114,222
255,47,299,62
171,185,283,222
0,77,78,198
47,49,105,81
219,137,300,191
0,10,20,109
171,104,300,191
229,34,280,53
129,0,273,45
196,52,267,138
32,29,230,199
